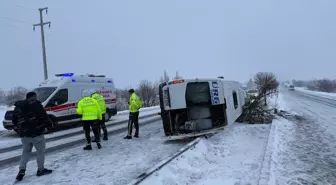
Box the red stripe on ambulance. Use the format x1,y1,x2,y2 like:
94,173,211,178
45,103,76,112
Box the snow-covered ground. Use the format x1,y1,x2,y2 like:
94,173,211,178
1,90,335,185
140,90,336,185
0,121,186,185
0,106,6,131
140,123,272,185
295,87,336,100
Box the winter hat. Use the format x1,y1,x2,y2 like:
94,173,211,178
128,89,135,94
26,92,37,99
82,90,91,97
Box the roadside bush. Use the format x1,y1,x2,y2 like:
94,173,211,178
241,72,279,124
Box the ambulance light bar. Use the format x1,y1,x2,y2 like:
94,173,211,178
55,73,74,77
169,79,184,85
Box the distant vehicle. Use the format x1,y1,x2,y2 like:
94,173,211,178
288,85,295,91
158,78,246,140
2,73,118,133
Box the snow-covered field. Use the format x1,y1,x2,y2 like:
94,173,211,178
295,87,336,100
0,121,186,185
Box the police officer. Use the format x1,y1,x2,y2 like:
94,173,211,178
124,89,142,139
77,89,102,150
91,89,108,141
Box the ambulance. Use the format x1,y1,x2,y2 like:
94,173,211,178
2,73,118,132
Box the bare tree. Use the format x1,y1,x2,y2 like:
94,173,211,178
314,79,334,93
160,70,170,83
115,88,130,111
5,86,28,106
0,89,5,105
253,72,279,105
173,70,182,80
136,80,158,107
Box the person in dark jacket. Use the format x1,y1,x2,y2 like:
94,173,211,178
12,92,53,181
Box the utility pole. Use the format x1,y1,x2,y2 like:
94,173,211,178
33,7,51,80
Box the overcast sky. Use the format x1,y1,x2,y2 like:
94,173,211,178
1,0,336,90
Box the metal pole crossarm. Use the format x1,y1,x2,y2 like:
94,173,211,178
38,7,48,11
33,22,51,27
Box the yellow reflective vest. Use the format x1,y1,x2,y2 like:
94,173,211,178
129,93,142,113
91,93,106,114
76,97,102,120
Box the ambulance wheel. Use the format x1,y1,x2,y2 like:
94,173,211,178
104,112,110,121
48,116,58,128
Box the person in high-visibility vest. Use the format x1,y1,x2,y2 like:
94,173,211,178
77,89,102,150
124,89,143,139
91,90,108,141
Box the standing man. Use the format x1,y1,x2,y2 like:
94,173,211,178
12,92,53,181
124,89,142,139
77,89,102,150
91,89,108,141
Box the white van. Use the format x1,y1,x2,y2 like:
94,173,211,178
2,73,117,132
158,77,246,140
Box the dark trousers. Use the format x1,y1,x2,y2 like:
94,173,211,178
83,120,100,144
99,114,108,137
127,112,139,136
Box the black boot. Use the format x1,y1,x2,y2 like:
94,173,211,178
134,134,139,138
16,169,26,181
103,135,108,141
36,168,52,176
97,142,102,149
124,135,132,139
83,145,92,150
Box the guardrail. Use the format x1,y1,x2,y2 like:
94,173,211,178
0,113,161,169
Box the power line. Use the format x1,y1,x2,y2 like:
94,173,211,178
15,4,36,11
0,16,31,25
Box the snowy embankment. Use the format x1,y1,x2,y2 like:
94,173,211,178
0,106,6,131
139,95,288,185
140,123,272,185
295,87,336,100
117,106,159,115
0,105,160,131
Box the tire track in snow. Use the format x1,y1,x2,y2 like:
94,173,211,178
273,91,336,185
0,121,189,185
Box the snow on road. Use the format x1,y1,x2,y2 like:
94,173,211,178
0,107,160,149
0,120,185,185
295,87,336,100
140,91,336,185
140,123,272,185
269,90,336,185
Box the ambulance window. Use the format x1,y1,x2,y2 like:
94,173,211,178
46,89,68,107
232,91,238,109
32,87,57,102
